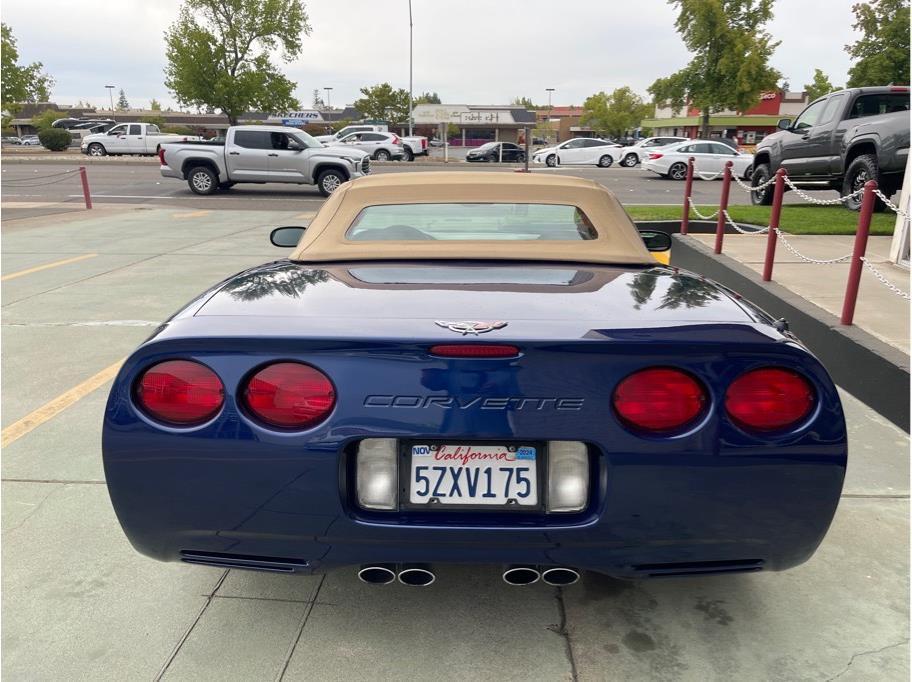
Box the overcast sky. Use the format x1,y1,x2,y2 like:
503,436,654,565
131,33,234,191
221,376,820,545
3,0,862,111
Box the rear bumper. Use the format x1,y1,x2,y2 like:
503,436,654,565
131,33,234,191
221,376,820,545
160,164,182,180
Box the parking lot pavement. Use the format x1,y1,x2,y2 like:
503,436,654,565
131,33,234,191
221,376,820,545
2,207,908,680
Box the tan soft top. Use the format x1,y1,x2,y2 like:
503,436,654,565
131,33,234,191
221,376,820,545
289,172,654,265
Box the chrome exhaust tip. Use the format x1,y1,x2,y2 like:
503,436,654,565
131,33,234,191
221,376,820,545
397,564,436,586
357,564,397,585
541,567,580,586
502,565,541,585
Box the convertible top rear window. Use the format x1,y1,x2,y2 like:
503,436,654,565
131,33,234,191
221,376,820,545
345,203,598,241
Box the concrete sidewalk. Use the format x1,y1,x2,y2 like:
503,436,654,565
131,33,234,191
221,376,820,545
691,234,909,353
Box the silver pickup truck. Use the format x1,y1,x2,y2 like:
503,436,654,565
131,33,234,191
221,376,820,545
159,125,370,196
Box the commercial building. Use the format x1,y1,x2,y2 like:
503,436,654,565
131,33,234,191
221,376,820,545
411,104,537,145
642,90,811,144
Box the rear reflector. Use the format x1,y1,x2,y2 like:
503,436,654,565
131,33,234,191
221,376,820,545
430,345,520,358
242,362,335,429
613,367,706,432
135,359,224,425
725,367,814,431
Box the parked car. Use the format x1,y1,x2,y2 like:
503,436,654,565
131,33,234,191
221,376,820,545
532,138,621,167
159,125,370,196
642,140,754,180
2,136,22,145
327,131,405,161
314,124,389,145
81,122,201,156
751,86,910,210
102,171,847,585
315,123,427,160
20,135,40,146
618,136,690,167
465,141,526,162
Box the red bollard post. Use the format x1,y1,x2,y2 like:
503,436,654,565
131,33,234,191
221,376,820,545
762,168,787,281
79,166,93,210
840,180,877,325
713,161,733,254
681,157,695,235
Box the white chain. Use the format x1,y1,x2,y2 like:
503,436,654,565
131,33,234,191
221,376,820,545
686,196,719,220
696,170,724,181
860,257,911,299
772,228,852,263
722,209,768,234
732,173,777,192
782,176,864,205
872,189,910,219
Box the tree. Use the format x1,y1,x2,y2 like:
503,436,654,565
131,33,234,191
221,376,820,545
580,87,653,137
1,23,53,109
804,69,839,101
31,108,60,131
117,89,130,110
648,0,780,137
845,0,910,87
510,96,535,108
415,91,441,104
353,82,411,123
164,0,311,124
150,98,162,110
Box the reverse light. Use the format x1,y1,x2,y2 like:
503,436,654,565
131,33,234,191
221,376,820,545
242,362,335,429
429,344,520,358
135,360,224,426
725,367,815,432
647,152,663,160
547,441,589,512
357,438,398,510
613,367,707,432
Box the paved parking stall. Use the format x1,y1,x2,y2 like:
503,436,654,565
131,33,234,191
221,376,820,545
2,206,908,680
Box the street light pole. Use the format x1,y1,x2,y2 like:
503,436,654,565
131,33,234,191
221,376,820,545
324,87,332,112
545,87,555,143
105,85,115,112
408,0,414,136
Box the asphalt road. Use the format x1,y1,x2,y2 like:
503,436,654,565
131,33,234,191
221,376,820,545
1,160,835,221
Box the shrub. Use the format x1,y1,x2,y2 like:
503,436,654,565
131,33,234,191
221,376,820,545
38,128,72,151
162,125,195,135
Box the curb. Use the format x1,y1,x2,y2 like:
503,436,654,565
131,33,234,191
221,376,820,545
670,233,910,432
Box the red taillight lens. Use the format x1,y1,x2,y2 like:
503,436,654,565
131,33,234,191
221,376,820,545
158,148,166,165
725,367,815,431
242,362,335,429
392,135,400,144
430,344,520,358
613,368,707,432
648,152,663,160
421,138,428,149
135,360,224,425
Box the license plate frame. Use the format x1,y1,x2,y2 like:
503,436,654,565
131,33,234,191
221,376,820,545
399,440,546,511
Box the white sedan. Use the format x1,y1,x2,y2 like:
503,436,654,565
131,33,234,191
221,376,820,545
617,136,689,167
532,138,621,167
643,140,754,180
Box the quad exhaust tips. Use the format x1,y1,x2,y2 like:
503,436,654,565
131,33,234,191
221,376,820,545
502,565,541,585
541,567,581,586
358,564,436,586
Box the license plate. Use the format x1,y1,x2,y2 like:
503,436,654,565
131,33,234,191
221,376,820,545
407,443,539,507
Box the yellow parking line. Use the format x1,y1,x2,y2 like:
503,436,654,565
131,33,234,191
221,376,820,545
172,210,211,219
1,358,125,448
1,253,97,281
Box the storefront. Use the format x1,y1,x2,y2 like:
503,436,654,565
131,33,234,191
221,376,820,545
412,104,536,146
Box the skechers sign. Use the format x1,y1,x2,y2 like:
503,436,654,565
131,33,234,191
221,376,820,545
266,110,325,125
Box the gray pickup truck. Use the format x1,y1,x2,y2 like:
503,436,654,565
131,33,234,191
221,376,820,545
751,86,909,210
160,125,370,196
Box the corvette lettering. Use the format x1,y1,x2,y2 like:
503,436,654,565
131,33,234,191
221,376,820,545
364,395,584,410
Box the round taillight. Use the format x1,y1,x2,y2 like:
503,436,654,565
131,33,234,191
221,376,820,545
135,360,224,426
613,367,707,432
725,367,815,432
242,362,335,429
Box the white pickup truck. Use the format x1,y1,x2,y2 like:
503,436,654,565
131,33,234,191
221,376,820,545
315,124,428,161
159,125,370,196
81,122,200,157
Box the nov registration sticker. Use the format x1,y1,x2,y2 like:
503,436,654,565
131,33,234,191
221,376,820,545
408,443,538,507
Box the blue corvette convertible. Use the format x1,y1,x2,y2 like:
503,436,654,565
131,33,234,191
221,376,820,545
103,172,846,587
